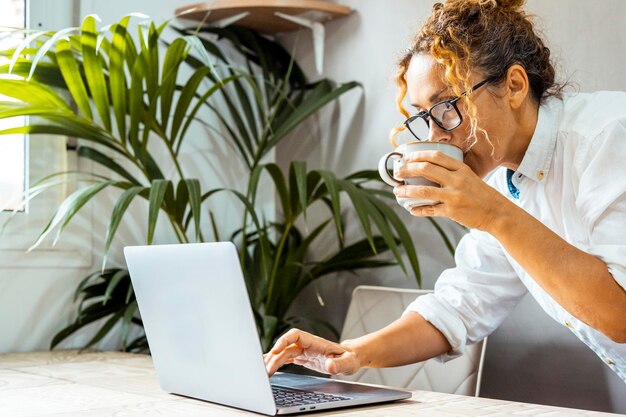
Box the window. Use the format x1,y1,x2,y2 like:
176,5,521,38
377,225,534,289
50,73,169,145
0,0,91,268
0,0,27,211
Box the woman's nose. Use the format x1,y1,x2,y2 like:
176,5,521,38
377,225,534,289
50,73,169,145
427,121,452,143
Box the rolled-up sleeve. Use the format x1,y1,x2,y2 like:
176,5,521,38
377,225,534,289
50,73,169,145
403,228,528,362
576,119,626,292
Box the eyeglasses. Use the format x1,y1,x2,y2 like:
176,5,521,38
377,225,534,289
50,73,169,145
403,76,498,142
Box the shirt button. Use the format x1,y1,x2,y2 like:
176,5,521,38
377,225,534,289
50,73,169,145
605,357,615,366
564,321,572,328
536,171,545,180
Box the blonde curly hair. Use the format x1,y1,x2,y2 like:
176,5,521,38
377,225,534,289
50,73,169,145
390,0,562,149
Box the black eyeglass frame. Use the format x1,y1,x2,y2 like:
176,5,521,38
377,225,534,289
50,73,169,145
404,75,499,141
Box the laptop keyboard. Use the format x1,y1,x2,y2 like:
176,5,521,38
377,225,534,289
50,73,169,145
272,386,352,408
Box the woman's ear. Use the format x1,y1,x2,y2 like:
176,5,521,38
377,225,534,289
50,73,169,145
505,64,530,109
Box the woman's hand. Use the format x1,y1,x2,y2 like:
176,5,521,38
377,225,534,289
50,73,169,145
393,150,510,231
264,329,361,377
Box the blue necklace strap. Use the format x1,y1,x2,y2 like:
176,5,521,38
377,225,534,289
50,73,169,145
506,169,520,199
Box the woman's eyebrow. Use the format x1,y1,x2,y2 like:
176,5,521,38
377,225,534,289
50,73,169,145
411,86,450,109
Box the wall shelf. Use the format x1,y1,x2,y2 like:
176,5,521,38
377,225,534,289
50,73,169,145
175,0,352,34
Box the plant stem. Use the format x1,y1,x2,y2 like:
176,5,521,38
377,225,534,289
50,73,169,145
239,202,250,268
168,216,189,244
163,139,185,180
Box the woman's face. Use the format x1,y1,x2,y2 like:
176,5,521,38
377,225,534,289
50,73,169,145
405,53,510,178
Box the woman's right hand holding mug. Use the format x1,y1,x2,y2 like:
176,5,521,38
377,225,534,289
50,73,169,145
264,328,361,377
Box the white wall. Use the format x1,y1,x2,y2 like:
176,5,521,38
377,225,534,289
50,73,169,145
1,0,625,413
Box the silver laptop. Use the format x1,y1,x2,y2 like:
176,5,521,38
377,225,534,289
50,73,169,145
124,242,411,415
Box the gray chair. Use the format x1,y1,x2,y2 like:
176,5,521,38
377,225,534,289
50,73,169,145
334,285,486,396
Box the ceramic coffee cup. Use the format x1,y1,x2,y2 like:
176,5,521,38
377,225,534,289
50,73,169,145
378,142,463,210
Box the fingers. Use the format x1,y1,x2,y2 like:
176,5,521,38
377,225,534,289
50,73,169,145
267,328,309,356
264,328,352,376
290,353,354,376
265,343,304,376
396,160,454,185
393,185,446,218
325,353,358,376
264,329,318,376
394,184,444,202
405,150,465,170
292,356,333,374
397,149,466,185
409,204,444,217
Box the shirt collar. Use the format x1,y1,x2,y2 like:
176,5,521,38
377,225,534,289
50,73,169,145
516,96,562,182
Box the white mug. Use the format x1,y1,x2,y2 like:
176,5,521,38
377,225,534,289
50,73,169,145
378,142,463,210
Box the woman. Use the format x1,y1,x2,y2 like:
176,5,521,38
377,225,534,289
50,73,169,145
264,0,626,382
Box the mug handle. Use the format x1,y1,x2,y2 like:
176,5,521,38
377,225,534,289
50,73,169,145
378,152,405,186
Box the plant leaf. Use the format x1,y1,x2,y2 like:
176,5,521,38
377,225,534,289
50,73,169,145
261,164,291,221
176,74,242,153
170,66,211,142
267,81,360,149
0,78,70,110
1,61,67,90
182,179,202,242
9,30,48,74
147,179,172,244
50,303,120,349
28,27,79,81
77,146,140,185
0,120,127,158
84,309,125,348
29,180,116,251
289,161,308,221
121,300,138,350
109,17,131,142
159,37,188,135
80,15,111,131
103,269,129,305
316,170,343,241
174,179,189,223
73,269,109,301
336,179,375,252
56,38,93,120
369,193,421,284
102,186,145,269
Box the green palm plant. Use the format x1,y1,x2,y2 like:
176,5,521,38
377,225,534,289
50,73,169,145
236,162,420,350
0,16,453,352
1,14,242,350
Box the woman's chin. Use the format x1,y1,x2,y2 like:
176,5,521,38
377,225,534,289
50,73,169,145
465,159,489,179
463,152,495,178
462,154,476,172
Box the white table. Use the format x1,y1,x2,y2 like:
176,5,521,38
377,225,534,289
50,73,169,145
0,350,621,416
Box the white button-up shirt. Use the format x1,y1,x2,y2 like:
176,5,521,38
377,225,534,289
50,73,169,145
404,92,626,382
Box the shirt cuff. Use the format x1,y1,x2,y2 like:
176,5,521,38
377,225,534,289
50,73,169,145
402,293,468,363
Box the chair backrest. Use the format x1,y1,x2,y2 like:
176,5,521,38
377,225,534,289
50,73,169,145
334,285,486,396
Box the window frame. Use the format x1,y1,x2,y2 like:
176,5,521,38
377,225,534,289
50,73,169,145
0,0,28,212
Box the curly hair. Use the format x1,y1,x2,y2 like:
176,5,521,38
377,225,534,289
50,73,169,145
390,0,563,148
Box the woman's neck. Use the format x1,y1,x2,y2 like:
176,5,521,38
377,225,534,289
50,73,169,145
500,99,540,172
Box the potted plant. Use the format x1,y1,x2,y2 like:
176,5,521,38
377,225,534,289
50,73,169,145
0,15,452,352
